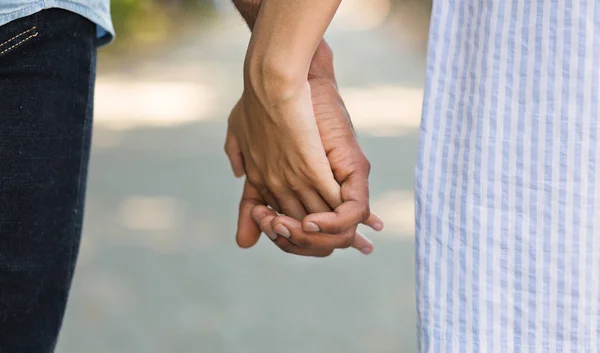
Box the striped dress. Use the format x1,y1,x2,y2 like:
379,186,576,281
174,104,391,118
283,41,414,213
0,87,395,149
415,0,600,351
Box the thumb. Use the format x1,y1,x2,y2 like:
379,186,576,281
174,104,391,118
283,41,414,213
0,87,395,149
236,180,264,248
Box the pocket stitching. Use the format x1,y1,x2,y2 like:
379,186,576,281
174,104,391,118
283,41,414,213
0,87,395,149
0,26,37,50
0,29,39,56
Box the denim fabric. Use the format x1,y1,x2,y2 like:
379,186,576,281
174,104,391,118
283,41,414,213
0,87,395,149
0,0,113,45
0,9,96,352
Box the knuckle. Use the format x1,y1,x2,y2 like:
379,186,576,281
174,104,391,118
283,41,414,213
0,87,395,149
361,205,371,222
364,159,372,174
276,239,295,254
280,245,294,254
299,163,323,182
356,203,371,223
328,221,343,235
259,219,272,232
340,234,354,249
286,177,305,193
246,170,263,186
316,249,334,258
293,235,312,248
265,174,285,192
225,146,236,159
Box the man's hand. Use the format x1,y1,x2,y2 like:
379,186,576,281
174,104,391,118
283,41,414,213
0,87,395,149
235,179,374,257
227,41,383,256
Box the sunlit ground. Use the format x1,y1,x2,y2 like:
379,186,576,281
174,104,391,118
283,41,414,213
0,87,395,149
56,2,429,352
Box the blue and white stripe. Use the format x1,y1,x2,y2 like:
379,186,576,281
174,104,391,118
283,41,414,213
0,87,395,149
415,0,600,351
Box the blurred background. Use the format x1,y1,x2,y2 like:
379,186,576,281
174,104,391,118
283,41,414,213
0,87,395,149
55,1,431,352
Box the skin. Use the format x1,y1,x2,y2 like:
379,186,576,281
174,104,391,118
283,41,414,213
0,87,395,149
230,0,345,223
226,0,383,256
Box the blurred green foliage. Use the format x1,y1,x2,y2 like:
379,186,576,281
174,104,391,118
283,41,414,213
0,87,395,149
108,0,216,52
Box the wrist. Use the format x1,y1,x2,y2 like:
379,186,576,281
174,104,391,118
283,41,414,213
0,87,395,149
245,53,308,103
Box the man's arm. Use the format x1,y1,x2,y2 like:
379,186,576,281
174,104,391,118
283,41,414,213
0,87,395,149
232,0,261,29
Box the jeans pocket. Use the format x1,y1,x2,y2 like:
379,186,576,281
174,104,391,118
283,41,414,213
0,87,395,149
0,25,39,59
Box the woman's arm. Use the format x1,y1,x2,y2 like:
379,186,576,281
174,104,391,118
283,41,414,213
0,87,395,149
245,0,342,95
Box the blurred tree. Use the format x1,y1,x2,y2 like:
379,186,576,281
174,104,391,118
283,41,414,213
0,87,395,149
107,0,216,54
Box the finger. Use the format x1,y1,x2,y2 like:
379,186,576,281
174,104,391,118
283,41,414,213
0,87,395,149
296,183,380,235
254,210,334,257
300,153,342,209
303,211,384,233
251,205,278,240
272,237,335,257
271,215,373,255
297,188,331,213
273,190,308,221
296,188,333,232
352,229,375,255
225,129,245,178
363,212,384,231
261,188,281,214
252,204,276,219
312,169,343,210
301,200,367,234
302,171,373,234
236,180,264,248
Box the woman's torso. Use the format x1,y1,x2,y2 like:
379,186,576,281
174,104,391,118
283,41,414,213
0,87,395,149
417,0,600,351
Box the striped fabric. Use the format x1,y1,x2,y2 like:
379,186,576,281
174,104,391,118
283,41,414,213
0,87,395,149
415,0,600,351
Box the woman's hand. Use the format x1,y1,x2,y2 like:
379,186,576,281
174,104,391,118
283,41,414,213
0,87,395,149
228,67,343,221
227,0,347,221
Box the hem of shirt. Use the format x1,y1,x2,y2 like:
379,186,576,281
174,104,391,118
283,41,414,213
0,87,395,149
0,0,115,46
419,326,595,352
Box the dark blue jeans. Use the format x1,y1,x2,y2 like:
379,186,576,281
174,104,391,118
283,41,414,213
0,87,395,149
0,9,96,352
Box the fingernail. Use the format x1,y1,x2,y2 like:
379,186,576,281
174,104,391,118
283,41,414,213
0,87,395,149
304,222,320,232
266,232,277,240
361,247,373,255
373,222,383,231
258,210,269,218
274,224,291,238
252,211,267,222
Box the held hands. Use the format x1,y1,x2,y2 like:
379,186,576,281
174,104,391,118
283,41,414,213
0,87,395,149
225,41,383,257
227,80,340,219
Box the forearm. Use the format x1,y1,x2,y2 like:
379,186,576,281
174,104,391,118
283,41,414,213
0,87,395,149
245,0,341,96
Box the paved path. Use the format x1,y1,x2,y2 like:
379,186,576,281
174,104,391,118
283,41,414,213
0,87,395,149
56,5,427,352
